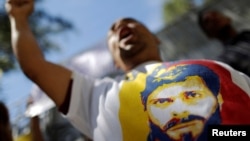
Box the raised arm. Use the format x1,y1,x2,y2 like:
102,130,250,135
5,0,72,108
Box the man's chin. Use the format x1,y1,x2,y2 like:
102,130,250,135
166,120,204,140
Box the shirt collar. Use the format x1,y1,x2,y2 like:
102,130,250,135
133,61,161,73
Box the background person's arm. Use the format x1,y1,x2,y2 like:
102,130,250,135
5,0,72,108
30,116,45,141
26,97,46,141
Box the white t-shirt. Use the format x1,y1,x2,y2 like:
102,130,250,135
66,60,250,141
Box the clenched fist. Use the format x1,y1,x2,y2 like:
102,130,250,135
5,0,34,20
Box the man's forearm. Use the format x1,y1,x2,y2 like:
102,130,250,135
10,17,45,78
6,0,73,109
9,17,72,107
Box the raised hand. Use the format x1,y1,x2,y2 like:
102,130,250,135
5,0,34,20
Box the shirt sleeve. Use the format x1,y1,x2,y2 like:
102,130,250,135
216,60,250,96
65,71,96,139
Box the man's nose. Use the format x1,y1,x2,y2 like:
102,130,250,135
171,111,190,119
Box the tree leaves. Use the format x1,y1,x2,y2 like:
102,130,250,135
0,0,73,73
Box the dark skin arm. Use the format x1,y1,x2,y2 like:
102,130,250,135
26,98,45,141
30,116,45,141
5,0,72,109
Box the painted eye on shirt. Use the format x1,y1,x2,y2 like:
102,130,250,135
149,98,174,106
184,91,202,99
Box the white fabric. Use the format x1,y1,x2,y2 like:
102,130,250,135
66,60,250,141
66,61,154,140
215,61,250,96
66,72,125,140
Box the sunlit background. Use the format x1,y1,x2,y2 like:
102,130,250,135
1,0,250,140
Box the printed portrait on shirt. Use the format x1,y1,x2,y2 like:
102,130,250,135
140,64,222,141
119,61,250,141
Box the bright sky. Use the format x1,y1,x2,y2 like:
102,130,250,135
1,0,165,122
44,0,166,60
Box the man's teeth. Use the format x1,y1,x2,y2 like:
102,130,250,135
120,40,132,50
123,45,133,50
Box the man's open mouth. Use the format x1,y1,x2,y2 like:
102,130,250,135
119,26,133,40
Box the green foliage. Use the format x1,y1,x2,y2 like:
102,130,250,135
163,0,213,24
0,9,14,73
0,0,73,73
163,0,192,23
